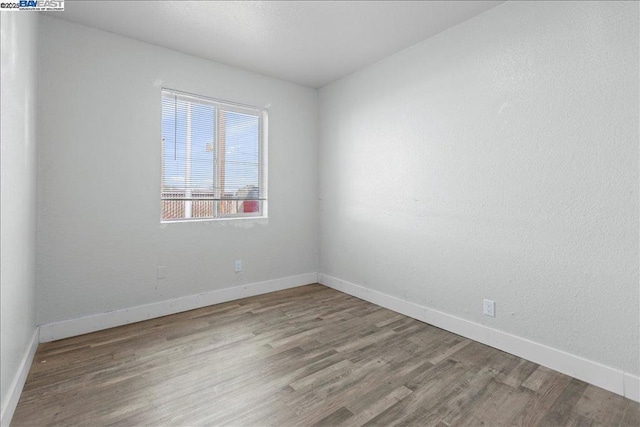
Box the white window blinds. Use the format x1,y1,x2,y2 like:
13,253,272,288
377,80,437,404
161,89,267,221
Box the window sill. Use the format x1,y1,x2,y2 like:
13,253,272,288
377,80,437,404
160,216,268,225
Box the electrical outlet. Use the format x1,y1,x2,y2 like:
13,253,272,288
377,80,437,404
234,260,242,273
483,299,495,317
157,266,167,279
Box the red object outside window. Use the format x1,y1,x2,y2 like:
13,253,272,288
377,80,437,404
243,200,258,213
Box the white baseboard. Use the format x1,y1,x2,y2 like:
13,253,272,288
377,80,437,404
624,373,640,402
1,328,39,427
318,273,640,403
39,272,318,343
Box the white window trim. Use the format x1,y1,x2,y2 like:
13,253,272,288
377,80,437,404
160,88,268,223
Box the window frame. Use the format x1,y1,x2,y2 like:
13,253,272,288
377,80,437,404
160,88,268,223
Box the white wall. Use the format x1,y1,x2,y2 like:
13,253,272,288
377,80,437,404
37,16,318,325
1,11,39,420
319,0,639,376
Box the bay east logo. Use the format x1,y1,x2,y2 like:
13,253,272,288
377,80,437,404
0,0,63,10
18,0,63,10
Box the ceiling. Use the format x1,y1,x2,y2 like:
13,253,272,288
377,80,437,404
46,1,504,88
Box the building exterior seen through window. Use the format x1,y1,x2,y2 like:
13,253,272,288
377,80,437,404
161,89,267,221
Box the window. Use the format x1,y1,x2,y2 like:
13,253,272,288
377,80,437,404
161,89,267,221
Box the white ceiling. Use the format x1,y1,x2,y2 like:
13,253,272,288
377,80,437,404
46,1,504,88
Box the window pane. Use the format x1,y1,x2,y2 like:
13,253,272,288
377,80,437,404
221,110,260,215
161,96,186,220
189,102,215,218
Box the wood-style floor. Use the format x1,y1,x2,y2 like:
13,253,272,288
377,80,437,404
12,284,640,426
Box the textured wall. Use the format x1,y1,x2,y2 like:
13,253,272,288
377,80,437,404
1,12,38,414
37,16,318,325
319,1,639,374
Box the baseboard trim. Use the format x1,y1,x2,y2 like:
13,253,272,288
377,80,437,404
1,328,39,427
624,372,640,402
39,272,318,343
318,273,639,402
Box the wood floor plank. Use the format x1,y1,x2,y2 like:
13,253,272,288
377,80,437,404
620,401,640,427
437,365,502,426
343,385,413,427
538,378,590,426
313,406,355,426
10,284,637,427
362,361,472,426
573,385,629,426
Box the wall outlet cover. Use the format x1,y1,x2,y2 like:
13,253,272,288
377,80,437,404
483,299,495,317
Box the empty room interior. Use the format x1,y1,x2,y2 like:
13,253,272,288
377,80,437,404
1,1,639,425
